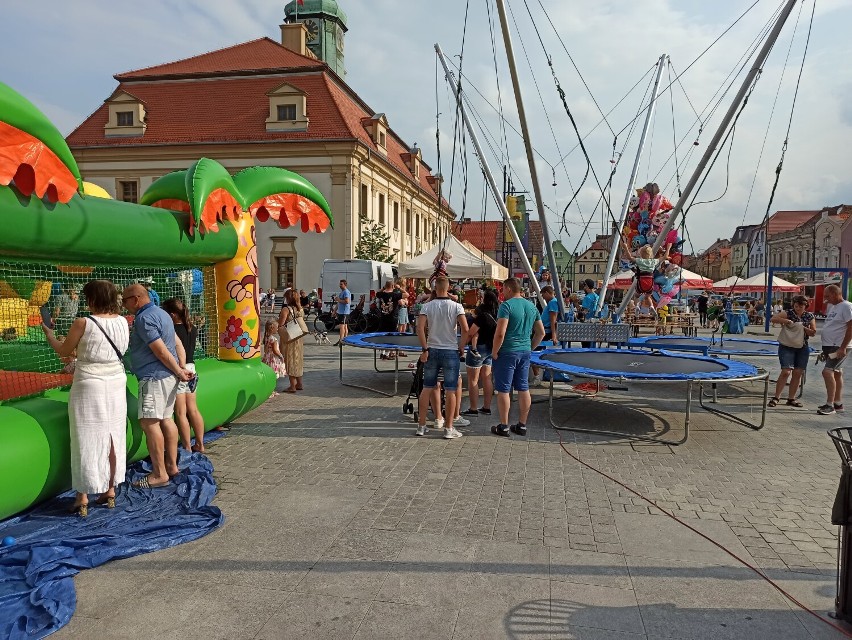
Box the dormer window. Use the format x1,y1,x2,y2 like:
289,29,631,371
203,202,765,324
277,104,297,121
116,111,134,127
266,82,308,132
403,146,422,180
104,90,146,137
362,113,389,155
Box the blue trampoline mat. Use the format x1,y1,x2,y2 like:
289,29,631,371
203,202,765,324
0,439,225,640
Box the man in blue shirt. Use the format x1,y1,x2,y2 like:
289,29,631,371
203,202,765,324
531,285,560,386
334,279,352,347
122,284,192,489
491,278,545,437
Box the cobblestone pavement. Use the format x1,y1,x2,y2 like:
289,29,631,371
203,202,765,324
57,328,852,639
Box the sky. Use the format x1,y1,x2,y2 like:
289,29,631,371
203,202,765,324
2,0,851,256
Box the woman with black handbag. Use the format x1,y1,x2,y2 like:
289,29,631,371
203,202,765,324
768,295,816,408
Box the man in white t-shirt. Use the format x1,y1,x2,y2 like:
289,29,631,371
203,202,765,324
415,276,468,438
818,284,852,415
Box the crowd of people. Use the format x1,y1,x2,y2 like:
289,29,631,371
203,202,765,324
48,267,852,516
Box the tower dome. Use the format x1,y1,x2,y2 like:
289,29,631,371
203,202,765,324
284,0,347,25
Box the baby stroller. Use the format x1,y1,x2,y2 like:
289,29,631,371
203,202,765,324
402,359,445,423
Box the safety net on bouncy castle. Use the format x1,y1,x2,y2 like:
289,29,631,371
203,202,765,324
0,263,216,402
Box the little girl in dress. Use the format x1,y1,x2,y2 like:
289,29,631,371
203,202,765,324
430,249,452,288
261,320,286,396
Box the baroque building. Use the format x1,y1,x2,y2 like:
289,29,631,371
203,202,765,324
66,2,452,291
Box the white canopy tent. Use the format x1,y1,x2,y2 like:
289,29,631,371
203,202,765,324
397,235,508,280
712,272,801,293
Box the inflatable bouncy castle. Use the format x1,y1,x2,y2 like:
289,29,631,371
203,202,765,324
0,82,333,519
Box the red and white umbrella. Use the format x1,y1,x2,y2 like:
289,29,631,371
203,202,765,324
606,267,713,290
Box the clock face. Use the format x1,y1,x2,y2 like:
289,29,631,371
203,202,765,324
336,25,344,52
305,19,319,42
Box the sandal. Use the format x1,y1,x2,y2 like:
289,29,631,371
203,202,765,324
191,444,206,454
491,424,511,437
785,399,803,407
767,397,779,407
132,475,170,489
95,494,116,509
510,423,527,436
68,502,88,517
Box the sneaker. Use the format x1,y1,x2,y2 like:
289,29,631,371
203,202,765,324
415,425,429,436
453,416,471,427
443,427,463,439
478,407,492,415
461,408,480,416
835,403,845,412
817,404,836,415
427,418,445,430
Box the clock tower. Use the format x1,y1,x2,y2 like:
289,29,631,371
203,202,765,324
283,0,347,78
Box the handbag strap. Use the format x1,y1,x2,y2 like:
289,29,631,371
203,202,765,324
88,316,124,362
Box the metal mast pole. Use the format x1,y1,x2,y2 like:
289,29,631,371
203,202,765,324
617,0,801,314
597,54,667,314
493,0,565,315
435,44,543,304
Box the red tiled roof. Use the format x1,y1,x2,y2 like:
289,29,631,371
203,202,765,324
452,221,502,252
767,210,819,235
452,220,544,254
66,42,444,199
115,38,321,80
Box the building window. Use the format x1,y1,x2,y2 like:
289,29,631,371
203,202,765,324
405,208,411,235
276,256,295,289
593,264,599,273
277,104,297,121
379,131,386,147
393,202,399,230
116,111,134,127
118,180,138,203
359,183,368,218
378,194,385,225
579,264,586,273
798,250,802,264
415,214,420,236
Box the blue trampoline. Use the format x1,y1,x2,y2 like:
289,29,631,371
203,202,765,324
532,348,769,445
628,335,782,357
340,332,423,396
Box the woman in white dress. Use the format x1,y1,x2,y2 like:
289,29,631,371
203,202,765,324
43,280,129,517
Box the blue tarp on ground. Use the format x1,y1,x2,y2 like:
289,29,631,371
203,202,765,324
0,448,224,639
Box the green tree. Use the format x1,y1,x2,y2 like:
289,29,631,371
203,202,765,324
354,216,398,263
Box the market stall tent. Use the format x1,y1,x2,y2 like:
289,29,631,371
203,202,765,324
398,235,508,280
712,272,801,293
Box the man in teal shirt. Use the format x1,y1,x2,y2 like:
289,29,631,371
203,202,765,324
531,285,559,386
491,278,545,437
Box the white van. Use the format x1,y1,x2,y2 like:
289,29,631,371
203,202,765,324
318,259,397,313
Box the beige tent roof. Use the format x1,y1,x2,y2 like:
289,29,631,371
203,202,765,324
398,235,508,279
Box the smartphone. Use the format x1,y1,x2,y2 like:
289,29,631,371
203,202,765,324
187,375,199,393
40,305,54,329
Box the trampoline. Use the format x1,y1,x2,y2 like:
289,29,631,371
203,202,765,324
628,335,782,357
532,348,769,445
629,335,813,399
340,332,425,396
